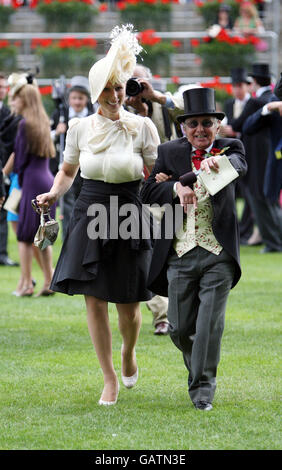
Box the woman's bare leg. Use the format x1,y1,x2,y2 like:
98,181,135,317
17,241,33,295
116,302,141,378
85,295,119,403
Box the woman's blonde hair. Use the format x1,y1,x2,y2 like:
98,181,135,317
240,2,259,19
15,84,55,158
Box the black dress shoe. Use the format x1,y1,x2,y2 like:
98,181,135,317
194,401,213,411
0,256,19,267
260,247,282,254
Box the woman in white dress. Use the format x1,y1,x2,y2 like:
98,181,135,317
36,26,160,406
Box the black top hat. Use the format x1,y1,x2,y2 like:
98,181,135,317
177,88,225,123
230,67,250,84
250,63,271,79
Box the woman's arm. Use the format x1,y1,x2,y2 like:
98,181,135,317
36,161,79,209
2,152,15,176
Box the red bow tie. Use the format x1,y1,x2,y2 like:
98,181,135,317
192,149,206,170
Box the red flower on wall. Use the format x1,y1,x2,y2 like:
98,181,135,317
171,75,180,84
190,39,200,48
99,3,108,11
138,30,162,46
116,1,126,10
171,40,182,48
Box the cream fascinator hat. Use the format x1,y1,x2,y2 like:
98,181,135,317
88,24,142,104
8,72,38,97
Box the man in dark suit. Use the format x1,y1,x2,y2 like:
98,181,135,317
141,88,247,410
230,63,281,253
242,99,282,249
221,68,256,245
0,72,19,266
274,72,282,100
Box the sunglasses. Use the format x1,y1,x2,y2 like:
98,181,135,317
185,119,215,129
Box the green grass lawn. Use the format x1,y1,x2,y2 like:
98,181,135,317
0,226,281,450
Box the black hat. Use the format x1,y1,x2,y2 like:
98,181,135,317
250,63,271,79
177,87,225,123
230,67,251,84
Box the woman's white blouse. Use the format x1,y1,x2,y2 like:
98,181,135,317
63,107,160,183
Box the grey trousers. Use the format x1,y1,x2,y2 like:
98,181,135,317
146,295,169,327
167,246,235,404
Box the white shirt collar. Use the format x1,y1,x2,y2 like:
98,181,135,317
68,106,88,119
235,92,251,104
256,86,272,98
0,101,3,110
192,143,213,153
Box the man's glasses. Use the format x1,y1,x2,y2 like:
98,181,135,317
185,118,215,129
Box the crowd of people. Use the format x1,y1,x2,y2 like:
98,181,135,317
0,19,281,411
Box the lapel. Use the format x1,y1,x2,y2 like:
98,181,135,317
170,137,192,177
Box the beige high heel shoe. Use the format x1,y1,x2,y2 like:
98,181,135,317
121,344,138,389
98,381,120,406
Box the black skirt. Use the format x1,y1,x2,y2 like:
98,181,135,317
50,179,153,303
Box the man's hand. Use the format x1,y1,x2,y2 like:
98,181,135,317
0,196,5,209
200,156,220,174
219,124,237,138
55,122,67,136
155,172,172,183
175,182,197,211
125,94,149,116
139,79,167,105
267,101,282,116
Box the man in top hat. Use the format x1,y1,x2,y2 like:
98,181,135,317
230,63,282,253
141,87,247,410
50,75,94,238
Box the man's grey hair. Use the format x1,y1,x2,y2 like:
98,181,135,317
134,64,153,81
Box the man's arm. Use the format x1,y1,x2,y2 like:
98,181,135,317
223,139,247,177
141,146,175,206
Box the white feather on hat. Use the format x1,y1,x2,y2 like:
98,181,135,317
88,24,142,104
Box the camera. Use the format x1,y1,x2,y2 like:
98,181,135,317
126,78,144,97
52,75,67,108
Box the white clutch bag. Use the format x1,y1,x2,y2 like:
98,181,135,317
198,155,239,196
3,187,22,215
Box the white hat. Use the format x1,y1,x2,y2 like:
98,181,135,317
88,24,142,104
69,75,90,94
8,73,28,97
8,72,38,97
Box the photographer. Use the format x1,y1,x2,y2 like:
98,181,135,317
50,75,94,238
125,64,184,144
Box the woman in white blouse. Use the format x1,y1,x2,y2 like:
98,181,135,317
36,26,160,407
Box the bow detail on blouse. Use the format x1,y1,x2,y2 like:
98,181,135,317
87,108,139,155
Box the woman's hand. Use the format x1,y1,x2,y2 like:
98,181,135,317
155,172,172,183
36,192,58,210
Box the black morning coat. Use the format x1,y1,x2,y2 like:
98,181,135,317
140,137,247,297
230,89,274,198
